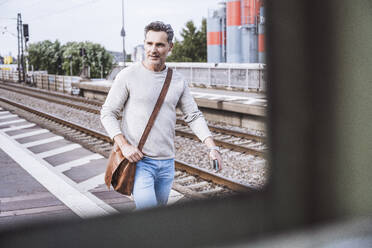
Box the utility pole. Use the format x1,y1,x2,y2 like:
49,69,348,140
68,55,72,76
121,0,126,66
70,60,73,76
16,13,24,82
23,24,29,79
20,17,25,82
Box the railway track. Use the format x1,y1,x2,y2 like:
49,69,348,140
0,97,254,200
0,82,267,158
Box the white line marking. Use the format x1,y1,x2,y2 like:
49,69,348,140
190,92,267,104
0,192,51,203
0,111,10,115
0,130,116,218
56,154,104,172
239,99,266,104
194,93,248,102
12,129,50,139
220,97,233,101
0,119,25,126
168,190,184,205
0,114,17,119
23,135,64,148
191,93,207,98
240,99,258,105
225,97,247,101
78,173,105,191
1,123,35,132
0,205,68,217
37,143,81,158
207,96,224,100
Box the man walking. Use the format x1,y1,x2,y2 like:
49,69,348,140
101,21,222,210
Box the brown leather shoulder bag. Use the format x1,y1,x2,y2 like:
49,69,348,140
104,68,173,196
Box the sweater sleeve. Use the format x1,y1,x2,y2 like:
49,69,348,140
100,71,129,140
177,81,212,142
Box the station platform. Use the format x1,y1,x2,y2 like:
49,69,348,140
72,80,267,130
0,107,183,230
188,86,266,116
73,80,267,113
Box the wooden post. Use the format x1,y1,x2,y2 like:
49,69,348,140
62,76,65,93
258,68,261,91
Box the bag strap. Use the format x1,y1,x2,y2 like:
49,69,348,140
137,67,173,151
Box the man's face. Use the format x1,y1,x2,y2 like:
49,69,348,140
144,30,173,68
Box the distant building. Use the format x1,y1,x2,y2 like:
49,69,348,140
133,45,145,62
108,51,125,65
207,0,265,63
4,56,14,64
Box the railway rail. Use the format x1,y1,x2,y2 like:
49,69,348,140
0,82,267,158
0,97,254,200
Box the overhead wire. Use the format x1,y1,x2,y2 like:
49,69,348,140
1,0,104,55
0,0,11,7
1,26,17,37
0,0,102,28
27,0,101,22
23,0,47,9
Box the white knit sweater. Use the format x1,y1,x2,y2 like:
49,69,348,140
100,62,212,159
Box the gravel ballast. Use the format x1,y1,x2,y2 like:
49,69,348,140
0,88,268,188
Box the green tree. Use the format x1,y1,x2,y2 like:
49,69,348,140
62,41,113,78
61,42,82,76
27,40,65,74
167,18,207,62
27,40,114,78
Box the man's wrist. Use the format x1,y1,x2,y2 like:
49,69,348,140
113,134,129,146
208,146,220,152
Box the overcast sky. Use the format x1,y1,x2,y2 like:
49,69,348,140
0,0,221,57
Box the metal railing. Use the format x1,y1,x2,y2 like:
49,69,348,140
113,62,266,91
1,62,267,92
167,62,266,91
0,70,81,94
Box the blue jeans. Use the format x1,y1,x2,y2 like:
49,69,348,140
133,156,175,210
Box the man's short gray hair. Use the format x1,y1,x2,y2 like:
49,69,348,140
144,21,174,44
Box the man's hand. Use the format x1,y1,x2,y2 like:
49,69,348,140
209,149,223,172
113,134,143,163
204,136,223,172
119,143,143,163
